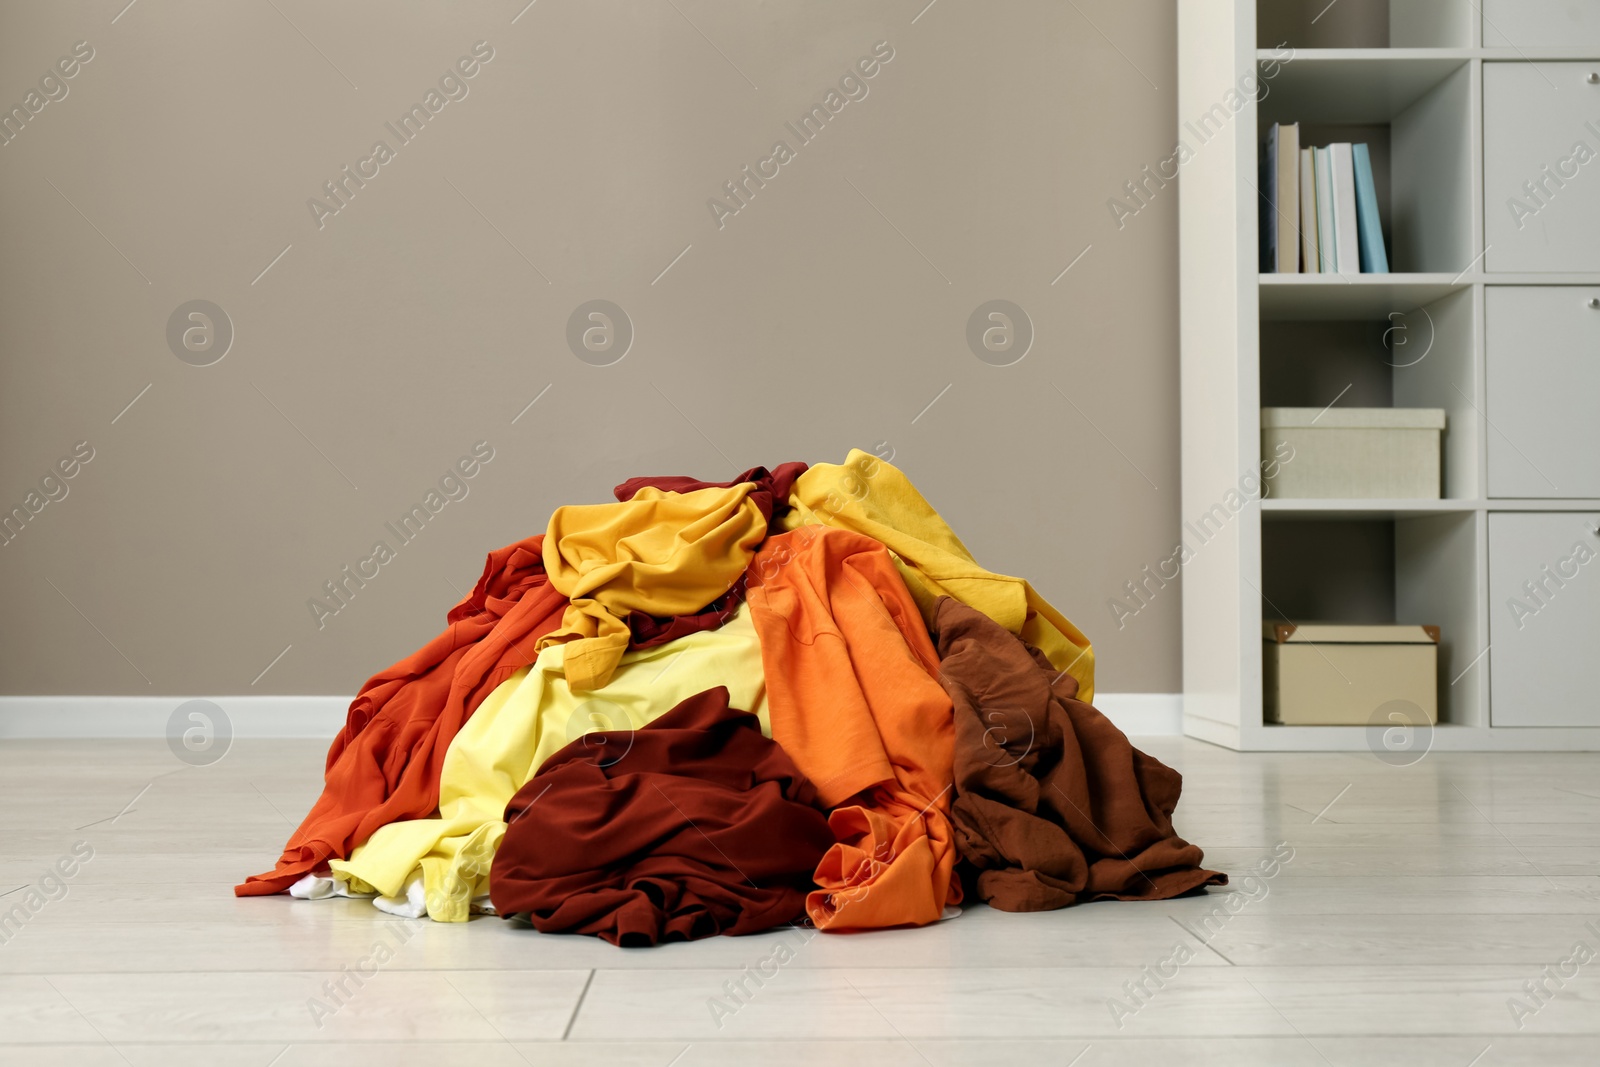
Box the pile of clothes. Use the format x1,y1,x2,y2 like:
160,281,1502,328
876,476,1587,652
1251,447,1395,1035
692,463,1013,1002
239,450,1224,944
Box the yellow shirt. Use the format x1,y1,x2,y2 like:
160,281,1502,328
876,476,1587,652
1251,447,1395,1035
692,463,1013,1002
537,484,767,691
329,604,770,921
781,449,1094,700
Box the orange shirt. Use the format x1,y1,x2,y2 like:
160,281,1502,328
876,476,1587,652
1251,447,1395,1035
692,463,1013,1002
745,527,958,929
237,536,566,897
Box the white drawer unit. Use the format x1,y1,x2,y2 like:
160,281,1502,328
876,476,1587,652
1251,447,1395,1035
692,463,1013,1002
1484,62,1600,274
1489,513,1600,727
1484,1,1600,49
1486,287,1600,498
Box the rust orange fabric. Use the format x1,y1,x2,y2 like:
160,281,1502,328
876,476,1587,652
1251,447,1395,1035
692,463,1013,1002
236,535,567,896
744,526,959,930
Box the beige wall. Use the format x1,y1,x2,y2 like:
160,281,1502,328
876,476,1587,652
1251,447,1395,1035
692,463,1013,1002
0,0,1182,696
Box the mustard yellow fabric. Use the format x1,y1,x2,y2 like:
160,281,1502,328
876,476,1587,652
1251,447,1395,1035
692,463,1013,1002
537,484,767,691
781,449,1095,700
329,604,771,922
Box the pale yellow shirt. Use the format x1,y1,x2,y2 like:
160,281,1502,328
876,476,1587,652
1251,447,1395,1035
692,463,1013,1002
330,604,769,921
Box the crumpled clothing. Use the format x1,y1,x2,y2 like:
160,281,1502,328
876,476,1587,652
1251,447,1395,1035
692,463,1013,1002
614,462,808,525
539,484,767,691
780,449,1095,701
328,603,772,922
237,536,567,897
491,686,833,945
930,596,1225,909
287,871,493,917
626,576,748,651
612,464,804,650
745,526,959,930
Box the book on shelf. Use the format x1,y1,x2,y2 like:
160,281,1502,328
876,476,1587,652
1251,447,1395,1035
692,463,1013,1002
1314,146,1336,273
1299,146,1318,273
1352,143,1390,274
1272,135,1390,275
1328,142,1360,275
1259,122,1300,273
1259,128,1275,272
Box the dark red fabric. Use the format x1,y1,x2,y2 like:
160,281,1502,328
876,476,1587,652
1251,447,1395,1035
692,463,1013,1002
491,687,834,945
237,536,567,897
627,575,748,650
613,462,808,524
930,597,1226,910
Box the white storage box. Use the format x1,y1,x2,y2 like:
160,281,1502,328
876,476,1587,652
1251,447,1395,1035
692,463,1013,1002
1262,407,1445,499
1264,622,1440,726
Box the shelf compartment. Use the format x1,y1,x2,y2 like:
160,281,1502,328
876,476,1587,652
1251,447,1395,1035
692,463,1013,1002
1256,53,1472,274
1259,286,1478,499
1261,511,1483,727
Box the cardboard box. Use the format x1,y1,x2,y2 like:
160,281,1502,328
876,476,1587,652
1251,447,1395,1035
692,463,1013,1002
1264,622,1439,726
1262,407,1445,499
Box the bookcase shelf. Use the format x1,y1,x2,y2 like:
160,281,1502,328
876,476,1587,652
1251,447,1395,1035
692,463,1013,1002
1258,52,1470,124
1258,274,1468,319
1178,0,1600,751
1261,499,1475,518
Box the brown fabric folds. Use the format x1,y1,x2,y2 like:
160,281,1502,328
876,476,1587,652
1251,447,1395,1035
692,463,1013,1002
930,597,1226,910
490,686,834,945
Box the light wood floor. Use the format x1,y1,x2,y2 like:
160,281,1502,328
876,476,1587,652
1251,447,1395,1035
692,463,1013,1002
3,737,1599,1065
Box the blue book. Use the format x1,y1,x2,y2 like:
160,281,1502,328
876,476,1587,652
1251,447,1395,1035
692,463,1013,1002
1352,143,1389,274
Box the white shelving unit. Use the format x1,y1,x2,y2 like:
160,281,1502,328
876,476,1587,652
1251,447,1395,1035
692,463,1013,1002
1178,0,1600,751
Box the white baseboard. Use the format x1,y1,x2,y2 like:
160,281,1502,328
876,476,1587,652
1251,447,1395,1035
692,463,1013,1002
1092,693,1184,736
0,693,1185,739
0,696,350,739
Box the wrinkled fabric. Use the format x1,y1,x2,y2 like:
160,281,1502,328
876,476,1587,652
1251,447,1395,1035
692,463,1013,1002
931,597,1225,909
329,604,772,922
491,686,833,945
613,464,804,649
627,576,748,651
539,484,767,691
780,450,1096,701
614,463,808,525
237,536,567,897
745,526,958,931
